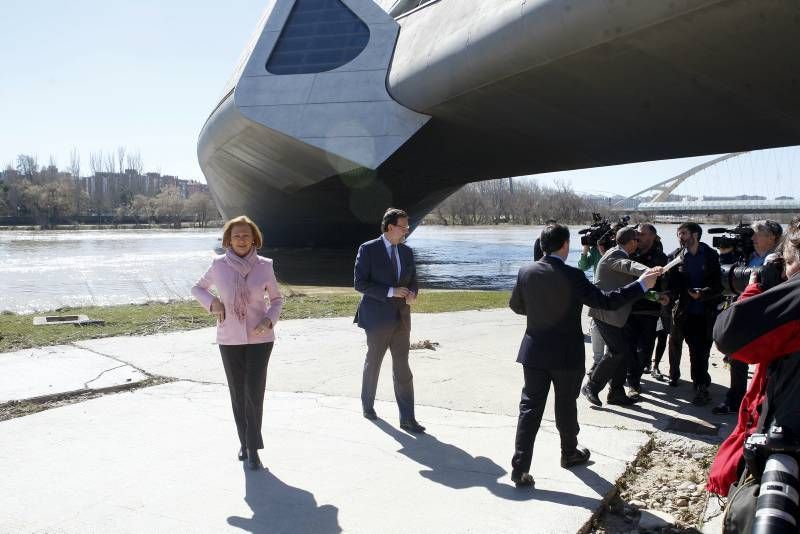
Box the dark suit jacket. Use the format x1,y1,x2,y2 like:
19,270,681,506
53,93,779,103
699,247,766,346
354,236,418,330
509,256,644,370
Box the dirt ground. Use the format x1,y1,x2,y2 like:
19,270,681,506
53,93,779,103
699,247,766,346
589,435,720,534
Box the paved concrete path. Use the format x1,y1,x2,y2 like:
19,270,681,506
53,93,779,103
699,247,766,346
0,345,146,403
0,309,734,533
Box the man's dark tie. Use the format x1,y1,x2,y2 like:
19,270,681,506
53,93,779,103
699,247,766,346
390,244,399,284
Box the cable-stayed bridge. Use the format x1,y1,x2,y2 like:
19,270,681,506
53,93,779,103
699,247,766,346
611,148,800,215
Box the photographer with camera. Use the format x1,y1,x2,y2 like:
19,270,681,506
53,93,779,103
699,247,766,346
579,232,614,374
664,222,723,405
578,214,631,375
713,220,783,416
707,217,800,533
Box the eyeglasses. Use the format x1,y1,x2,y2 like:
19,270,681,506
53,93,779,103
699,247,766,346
393,225,410,230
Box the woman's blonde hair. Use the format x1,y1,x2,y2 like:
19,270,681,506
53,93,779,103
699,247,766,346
221,215,264,249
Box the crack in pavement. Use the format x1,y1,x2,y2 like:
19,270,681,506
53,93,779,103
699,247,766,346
83,364,129,389
71,344,225,386
70,343,156,379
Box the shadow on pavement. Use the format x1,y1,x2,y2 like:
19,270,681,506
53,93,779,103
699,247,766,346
587,376,729,443
227,468,341,534
373,419,614,508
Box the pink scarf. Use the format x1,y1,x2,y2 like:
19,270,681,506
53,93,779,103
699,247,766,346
224,247,257,321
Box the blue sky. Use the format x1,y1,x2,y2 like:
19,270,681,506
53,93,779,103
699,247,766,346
1,0,798,199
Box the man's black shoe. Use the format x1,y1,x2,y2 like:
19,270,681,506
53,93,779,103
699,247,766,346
400,420,426,433
581,384,602,407
692,386,711,406
642,365,651,375
561,446,591,468
607,394,637,406
712,402,736,415
363,408,378,420
668,378,679,387
511,472,535,487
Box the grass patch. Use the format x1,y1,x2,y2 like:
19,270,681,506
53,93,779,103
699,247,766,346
0,290,510,353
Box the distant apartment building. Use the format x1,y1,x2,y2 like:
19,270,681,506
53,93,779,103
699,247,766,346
83,170,208,206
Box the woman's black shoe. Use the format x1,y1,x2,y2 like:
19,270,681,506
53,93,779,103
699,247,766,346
238,446,248,461
246,450,263,470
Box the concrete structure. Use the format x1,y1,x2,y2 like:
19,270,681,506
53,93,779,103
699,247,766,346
199,0,800,246
1,309,734,532
637,198,800,214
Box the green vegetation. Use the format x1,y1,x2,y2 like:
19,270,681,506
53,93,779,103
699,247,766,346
0,290,510,353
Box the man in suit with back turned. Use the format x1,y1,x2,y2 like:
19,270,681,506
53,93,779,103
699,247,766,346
354,208,425,433
509,224,662,487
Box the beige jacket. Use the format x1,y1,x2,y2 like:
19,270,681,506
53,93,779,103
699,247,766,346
588,246,647,327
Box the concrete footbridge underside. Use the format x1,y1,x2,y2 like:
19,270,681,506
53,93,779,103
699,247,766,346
198,0,800,246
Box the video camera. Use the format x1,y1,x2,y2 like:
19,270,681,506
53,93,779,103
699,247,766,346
743,425,800,534
712,221,785,295
578,213,630,247
708,223,755,260
720,255,785,296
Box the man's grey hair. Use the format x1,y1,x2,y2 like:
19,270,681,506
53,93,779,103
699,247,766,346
751,220,783,238
616,226,638,246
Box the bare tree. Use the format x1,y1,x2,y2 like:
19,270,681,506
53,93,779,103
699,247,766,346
89,151,103,175
116,146,126,173
16,154,39,177
68,148,80,179
103,151,117,174
154,186,185,227
125,149,143,175
433,177,590,226
131,194,155,224
186,192,218,227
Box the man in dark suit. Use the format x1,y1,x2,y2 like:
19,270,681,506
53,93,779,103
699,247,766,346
354,208,425,433
509,224,661,486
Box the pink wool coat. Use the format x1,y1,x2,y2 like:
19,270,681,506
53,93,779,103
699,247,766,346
191,254,283,345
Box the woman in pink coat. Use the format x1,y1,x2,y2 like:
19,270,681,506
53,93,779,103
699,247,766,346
192,215,283,470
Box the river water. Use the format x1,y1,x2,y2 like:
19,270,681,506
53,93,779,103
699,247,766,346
0,224,691,313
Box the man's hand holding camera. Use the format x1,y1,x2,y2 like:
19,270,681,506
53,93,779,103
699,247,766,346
748,253,786,291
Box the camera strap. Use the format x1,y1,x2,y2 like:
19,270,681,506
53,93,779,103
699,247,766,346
755,381,771,435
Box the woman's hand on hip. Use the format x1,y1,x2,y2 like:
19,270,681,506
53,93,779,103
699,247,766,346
210,298,225,322
254,318,273,336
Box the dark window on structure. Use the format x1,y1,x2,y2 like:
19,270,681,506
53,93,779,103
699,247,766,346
266,0,370,75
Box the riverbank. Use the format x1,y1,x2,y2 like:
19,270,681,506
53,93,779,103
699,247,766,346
0,222,223,231
0,289,510,353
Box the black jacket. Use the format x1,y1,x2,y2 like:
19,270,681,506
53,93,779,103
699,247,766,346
665,242,723,329
714,274,800,439
509,256,644,370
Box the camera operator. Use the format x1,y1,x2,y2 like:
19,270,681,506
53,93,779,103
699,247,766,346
627,223,668,395
579,232,614,375
713,220,784,416
664,222,723,405
707,218,800,532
